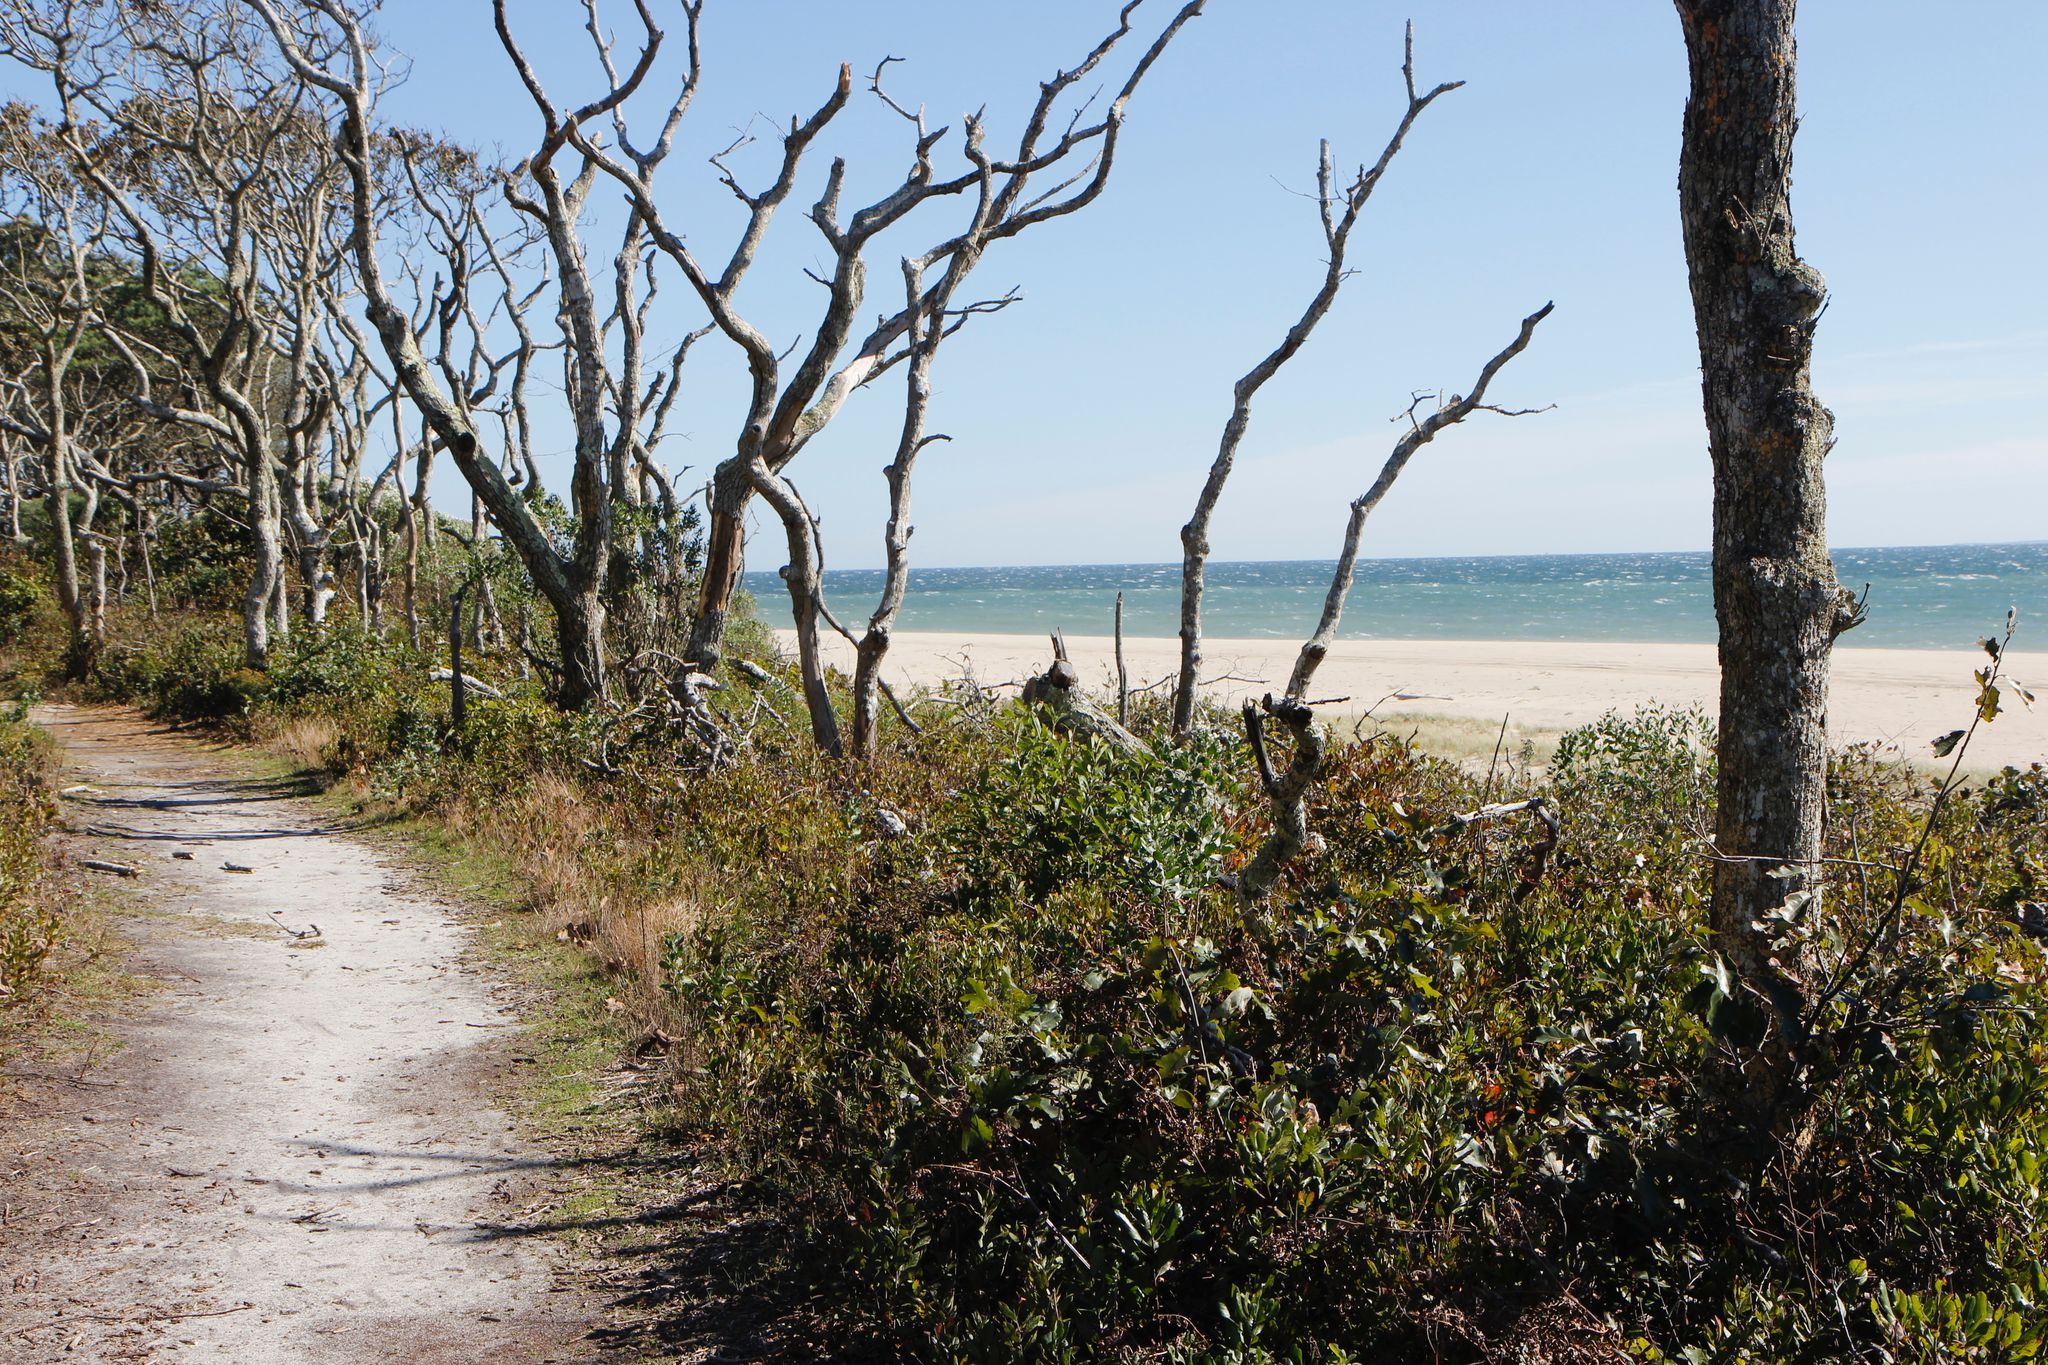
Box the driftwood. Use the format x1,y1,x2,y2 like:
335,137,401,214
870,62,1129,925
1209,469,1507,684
1022,634,1145,756
428,669,503,700
80,858,138,877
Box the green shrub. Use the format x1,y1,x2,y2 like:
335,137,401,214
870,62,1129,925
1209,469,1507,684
87,616,253,722
0,704,59,1010
0,562,39,648
943,711,1238,907
660,704,2048,1362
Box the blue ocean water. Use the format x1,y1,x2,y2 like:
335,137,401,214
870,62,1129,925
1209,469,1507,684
744,542,2047,650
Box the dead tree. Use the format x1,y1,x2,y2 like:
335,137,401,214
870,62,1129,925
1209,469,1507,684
255,0,724,709
0,129,115,666
656,3,1205,685
1022,632,1146,756
554,1,1206,753
0,431,25,543
1285,305,1553,701
1229,316,1551,903
1674,0,1862,1063
1174,24,1459,737
3,2,368,667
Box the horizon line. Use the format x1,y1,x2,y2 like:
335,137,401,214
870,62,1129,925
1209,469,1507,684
744,537,2048,576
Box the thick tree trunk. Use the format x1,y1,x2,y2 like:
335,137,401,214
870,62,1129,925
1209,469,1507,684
41,449,89,671
244,460,284,670
554,585,608,712
1675,0,1858,1044
687,457,751,669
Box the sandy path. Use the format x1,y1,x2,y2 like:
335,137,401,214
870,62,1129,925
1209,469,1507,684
1,707,595,1363
800,631,2048,770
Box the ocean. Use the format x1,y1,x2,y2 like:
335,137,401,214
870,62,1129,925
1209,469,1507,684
743,542,2048,651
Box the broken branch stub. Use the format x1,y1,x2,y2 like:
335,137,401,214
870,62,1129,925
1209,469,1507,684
1021,654,1146,756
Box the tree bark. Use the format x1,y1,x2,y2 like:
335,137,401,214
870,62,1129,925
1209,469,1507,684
1236,695,1326,906
244,455,283,670
1674,0,1860,1043
687,458,750,669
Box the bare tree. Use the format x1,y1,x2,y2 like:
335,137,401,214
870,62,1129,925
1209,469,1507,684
666,7,1209,678
252,0,1207,732
253,0,729,709
0,114,141,665
1227,311,1551,906
1673,0,1863,1064
552,0,1208,752
1174,25,1458,737
2,1,373,667
0,429,25,543
1284,305,1552,700
1233,693,1325,906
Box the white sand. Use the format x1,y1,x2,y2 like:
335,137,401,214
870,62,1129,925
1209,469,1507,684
785,630,2047,772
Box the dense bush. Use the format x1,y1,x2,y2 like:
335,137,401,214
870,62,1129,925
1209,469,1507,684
658,708,2048,1362
0,701,59,1010
0,559,39,647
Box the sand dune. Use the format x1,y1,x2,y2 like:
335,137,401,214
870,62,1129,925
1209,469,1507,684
785,630,2047,772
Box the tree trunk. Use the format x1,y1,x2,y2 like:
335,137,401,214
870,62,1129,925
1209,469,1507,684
1674,0,1859,1046
86,533,107,645
687,457,751,669
448,584,468,734
850,310,940,763
407,480,428,650
297,538,335,627
554,585,608,712
41,448,89,672
1,439,22,543
138,502,159,618
244,458,283,670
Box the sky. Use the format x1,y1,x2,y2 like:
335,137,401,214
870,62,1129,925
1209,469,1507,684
27,1,2048,569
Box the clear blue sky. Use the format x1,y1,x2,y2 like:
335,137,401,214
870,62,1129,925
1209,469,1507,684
138,4,2048,565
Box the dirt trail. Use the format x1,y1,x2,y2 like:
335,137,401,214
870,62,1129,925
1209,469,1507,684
1,706,597,1363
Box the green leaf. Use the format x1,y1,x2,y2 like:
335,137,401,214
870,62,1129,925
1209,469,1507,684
1930,729,1967,758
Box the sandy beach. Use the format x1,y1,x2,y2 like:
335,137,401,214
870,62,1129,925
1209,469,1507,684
787,631,2047,772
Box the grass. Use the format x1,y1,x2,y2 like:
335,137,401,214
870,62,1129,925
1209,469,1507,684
1350,707,1562,769
0,877,163,1086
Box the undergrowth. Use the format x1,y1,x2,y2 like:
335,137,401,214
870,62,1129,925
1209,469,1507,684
62,611,2048,1362
0,698,61,1012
